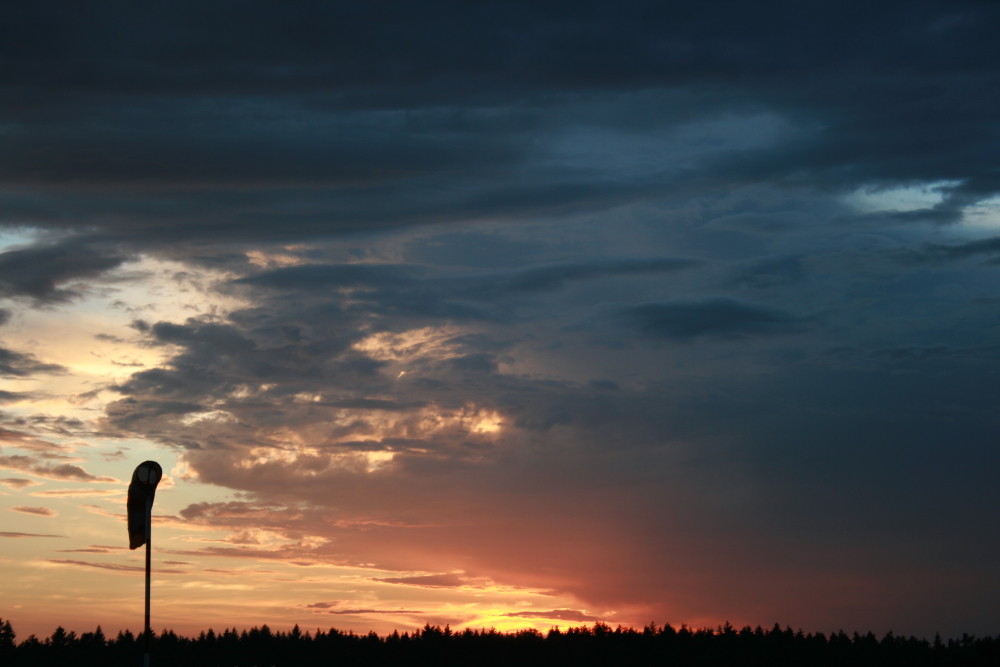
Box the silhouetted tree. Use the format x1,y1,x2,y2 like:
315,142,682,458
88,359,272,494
1,618,999,666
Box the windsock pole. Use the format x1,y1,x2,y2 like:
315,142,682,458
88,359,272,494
127,461,162,667
144,495,152,667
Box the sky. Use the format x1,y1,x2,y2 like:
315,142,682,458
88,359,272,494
1,0,999,641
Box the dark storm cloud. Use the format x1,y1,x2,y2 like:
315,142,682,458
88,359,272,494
0,241,126,303
728,255,807,290
234,264,419,292
904,236,1000,265
0,1,996,251
470,258,698,294
623,297,803,340
237,258,694,295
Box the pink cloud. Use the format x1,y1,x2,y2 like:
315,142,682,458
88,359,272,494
47,559,188,574
0,455,116,482
0,477,39,489
11,505,56,517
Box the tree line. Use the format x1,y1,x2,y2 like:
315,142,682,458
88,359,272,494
1,617,998,666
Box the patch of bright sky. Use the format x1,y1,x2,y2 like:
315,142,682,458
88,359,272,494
0,227,43,252
843,180,959,213
958,194,1000,233
0,251,248,569
0,254,249,422
353,326,464,363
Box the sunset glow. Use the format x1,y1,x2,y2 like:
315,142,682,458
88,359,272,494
2,0,999,647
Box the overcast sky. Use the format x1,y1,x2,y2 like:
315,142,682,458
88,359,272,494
1,0,998,640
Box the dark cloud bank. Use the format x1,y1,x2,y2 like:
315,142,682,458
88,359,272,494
1,0,999,638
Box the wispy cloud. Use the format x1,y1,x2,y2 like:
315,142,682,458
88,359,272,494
11,505,56,517
0,455,116,482
31,488,121,497
502,609,604,623
45,559,187,574
0,477,39,490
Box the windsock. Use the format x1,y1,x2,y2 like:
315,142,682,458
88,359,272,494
127,461,162,550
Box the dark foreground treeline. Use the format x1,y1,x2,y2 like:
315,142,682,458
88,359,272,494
1,618,998,667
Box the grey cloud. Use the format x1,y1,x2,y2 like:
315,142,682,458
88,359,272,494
104,398,204,427
729,255,807,290
0,241,126,303
903,236,1000,265
0,347,65,377
11,505,55,516
0,477,38,489
0,531,63,538
0,2,996,248
233,264,419,292
623,297,803,340
0,455,116,482
306,602,340,609
228,257,698,331
466,258,698,295
871,344,1000,363
179,501,282,522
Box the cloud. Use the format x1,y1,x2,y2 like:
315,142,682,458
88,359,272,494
31,488,121,497
903,236,1000,265
0,241,126,303
11,505,56,517
502,609,604,623
0,0,998,640
316,609,424,616
0,455,117,482
622,297,804,340
374,573,469,588
0,477,39,489
0,348,65,377
0,2,996,253
306,602,340,610
0,427,72,453
1,531,63,538
728,255,807,290
46,559,187,574
0,390,32,402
